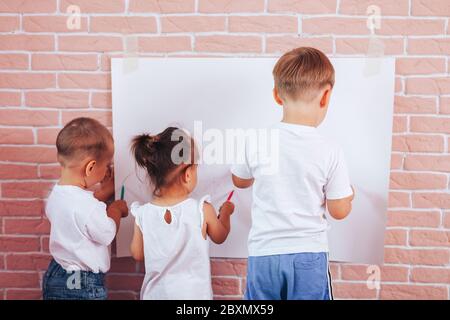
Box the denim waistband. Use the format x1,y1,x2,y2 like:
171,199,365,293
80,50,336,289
47,259,105,286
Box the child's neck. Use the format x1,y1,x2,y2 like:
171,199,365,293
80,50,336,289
282,103,319,127
59,167,86,189
152,187,190,206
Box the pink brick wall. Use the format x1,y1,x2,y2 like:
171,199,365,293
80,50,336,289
0,0,449,300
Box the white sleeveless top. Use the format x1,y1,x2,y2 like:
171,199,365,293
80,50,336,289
131,196,213,300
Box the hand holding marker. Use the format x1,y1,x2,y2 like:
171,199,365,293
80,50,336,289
218,190,235,219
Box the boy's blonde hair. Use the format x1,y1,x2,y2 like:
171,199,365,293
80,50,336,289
56,117,113,166
273,47,335,102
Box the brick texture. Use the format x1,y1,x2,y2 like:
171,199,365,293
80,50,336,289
0,0,449,300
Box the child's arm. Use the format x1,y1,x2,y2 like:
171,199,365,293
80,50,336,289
130,224,144,261
107,200,128,234
203,201,235,244
232,174,254,189
325,146,354,220
327,186,355,220
84,200,128,247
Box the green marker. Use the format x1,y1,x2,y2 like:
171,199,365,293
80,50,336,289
120,185,125,200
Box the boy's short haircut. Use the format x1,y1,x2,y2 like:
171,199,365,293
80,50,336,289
273,47,335,101
56,117,113,166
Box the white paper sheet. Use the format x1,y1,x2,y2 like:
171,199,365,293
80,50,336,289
111,57,395,264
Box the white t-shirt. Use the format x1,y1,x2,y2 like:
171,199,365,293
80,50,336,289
231,122,353,256
131,196,213,300
45,184,116,273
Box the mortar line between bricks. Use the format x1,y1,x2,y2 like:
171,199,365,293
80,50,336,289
2,48,450,55
0,106,113,112
334,280,450,286
211,275,243,279
0,270,45,275
396,94,448,99
0,70,112,74
390,169,450,175
0,233,44,238
391,152,450,158
1,31,450,39
408,265,450,270
396,74,450,79
386,226,450,231
382,262,450,268
0,125,61,131
384,243,450,250
2,216,49,221
13,13,450,20
10,52,438,59
392,131,450,135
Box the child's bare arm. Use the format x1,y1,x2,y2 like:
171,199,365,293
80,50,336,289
107,200,128,234
326,186,355,220
232,174,254,189
203,201,235,244
130,224,144,261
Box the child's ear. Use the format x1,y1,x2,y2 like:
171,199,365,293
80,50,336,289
85,160,96,177
273,88,283,106
184,165,198,185
185,165,195,182
319,88,332,108
180,165,190,184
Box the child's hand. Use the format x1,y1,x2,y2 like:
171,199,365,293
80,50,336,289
110,200,129,218
107,200,129,234
219,201,235,216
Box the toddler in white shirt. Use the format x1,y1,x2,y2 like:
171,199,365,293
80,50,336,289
42,117,128,300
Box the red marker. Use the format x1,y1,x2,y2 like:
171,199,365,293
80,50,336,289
226,190,234,201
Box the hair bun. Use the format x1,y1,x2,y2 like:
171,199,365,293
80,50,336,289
131,127,194,197
149,135,160,143
131,133,157,168
146,135,160,151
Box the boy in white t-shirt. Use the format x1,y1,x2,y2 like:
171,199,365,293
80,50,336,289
42,117,128,300
231,47,355,300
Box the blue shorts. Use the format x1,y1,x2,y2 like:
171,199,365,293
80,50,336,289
42,259,107,300
245,252,332,300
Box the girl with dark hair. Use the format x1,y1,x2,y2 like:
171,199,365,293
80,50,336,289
129,127,235,300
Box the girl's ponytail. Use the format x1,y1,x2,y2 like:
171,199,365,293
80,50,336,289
130,127,194,196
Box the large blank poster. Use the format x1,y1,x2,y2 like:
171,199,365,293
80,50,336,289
112,57,395,264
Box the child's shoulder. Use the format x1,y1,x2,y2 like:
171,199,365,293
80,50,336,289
46,185,106,223
47,184,102,210
320,136,342,152
320,136,345,157
131,198,200,211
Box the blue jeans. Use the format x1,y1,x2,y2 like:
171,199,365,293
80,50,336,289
42,259,107,300
245,252,332,300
